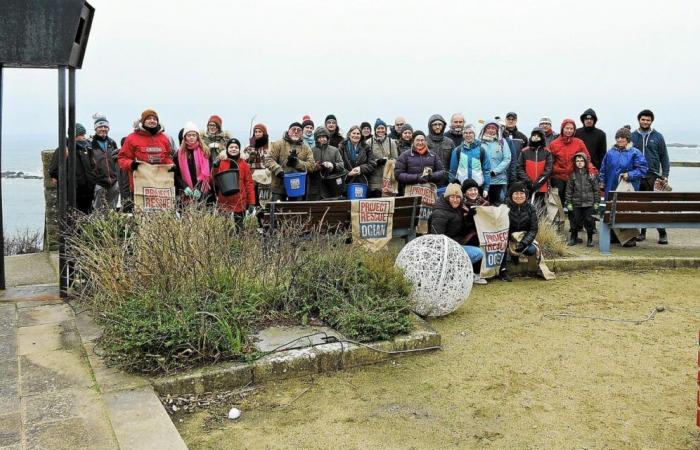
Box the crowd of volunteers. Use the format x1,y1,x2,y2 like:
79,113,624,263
49,108,670,281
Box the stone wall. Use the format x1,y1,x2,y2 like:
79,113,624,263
41,150,59,251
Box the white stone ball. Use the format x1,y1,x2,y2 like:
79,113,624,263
395,234,473,317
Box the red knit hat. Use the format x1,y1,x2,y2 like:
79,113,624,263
208,115,223,129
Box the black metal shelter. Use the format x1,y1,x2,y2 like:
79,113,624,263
0,0,95,296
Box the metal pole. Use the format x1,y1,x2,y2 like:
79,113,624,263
0,64,6,290
58,66,67,298
67,68,76,209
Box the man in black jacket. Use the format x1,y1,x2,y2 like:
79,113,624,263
503,112,528,182
90,113,120,211
574,108,607,170
49,123,97,214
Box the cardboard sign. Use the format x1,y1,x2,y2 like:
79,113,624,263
405,183,437,234
133,163,175,211
381,159,399,196
473,205,510,278
351,197,395,252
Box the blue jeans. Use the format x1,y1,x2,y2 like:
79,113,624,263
462,245,483,264
521,244,537,256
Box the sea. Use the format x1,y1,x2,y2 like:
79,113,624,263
1,133,699,237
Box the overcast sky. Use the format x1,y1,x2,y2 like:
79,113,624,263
2,0,699,144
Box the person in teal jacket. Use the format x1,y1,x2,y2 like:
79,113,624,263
448,124,491,195
479,121,511,205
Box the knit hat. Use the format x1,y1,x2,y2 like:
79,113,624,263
538,117,552,125
325,114,337,124
92,113,109,130
400,124,413,134
615,127,632,141
288,122,303,130
506,112,517,119
412,130,426,140
637,109,654,121
374,118,387,130
226,138,241,149
360,122,372,131
140,108,158,123
208,115,222,129
75,123,86,137
461,178,479,192
508,182,528,197
301,115,314,129
444,183,462,199
182,121,199,136
462,124,476,135
314,126,330,139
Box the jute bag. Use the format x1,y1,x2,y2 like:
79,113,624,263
381,159,399,196
133,163,175,211
614,175,639,245
350,197,395,252
509,231,556,280
546,188,565,229
472,205,510,279
404,183,437,234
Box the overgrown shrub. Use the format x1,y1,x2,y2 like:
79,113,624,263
4,228,42,255
536,218,569,258
66,207,412,373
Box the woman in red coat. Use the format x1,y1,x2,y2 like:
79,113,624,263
548,118,594,203
212,138,255,224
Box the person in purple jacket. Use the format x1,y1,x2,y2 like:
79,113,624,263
394,131,446,188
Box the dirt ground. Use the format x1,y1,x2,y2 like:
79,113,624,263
175,269,700,449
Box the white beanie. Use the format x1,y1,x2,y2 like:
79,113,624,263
93,112,110,129
182,121,199,136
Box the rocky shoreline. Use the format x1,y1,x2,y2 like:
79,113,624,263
1,171,42,179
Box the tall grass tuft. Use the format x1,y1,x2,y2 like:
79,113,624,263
536,218,569,258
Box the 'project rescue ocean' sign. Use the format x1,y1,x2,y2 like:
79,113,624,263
351,198,395,252
133,163,176,211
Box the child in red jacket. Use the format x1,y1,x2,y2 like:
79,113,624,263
212,138,256,225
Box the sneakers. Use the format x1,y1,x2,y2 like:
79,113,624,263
658,231,668,245
498,270,513,282
636,230,646,242
473,274,488,285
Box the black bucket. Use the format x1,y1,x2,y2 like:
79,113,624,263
215,167,240,195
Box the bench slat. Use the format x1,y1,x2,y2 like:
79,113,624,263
610,201,700,212
609,192,700,202
604,212,700,224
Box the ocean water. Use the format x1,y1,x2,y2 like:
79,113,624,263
1,133,699,236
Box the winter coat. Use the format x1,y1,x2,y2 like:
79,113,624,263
49,139,98,195
544,131,559,147
201,130,231,157
173,146,213,201
394,147,446,185
429,197,466,243
308,144,347,200
426,114,454,186
245,124,270,171
328,129,343,149
444,129,464,148
574,108,607,170
90,135,119,188
462,195,489,246
339,139,376,184
212,158,255,213
549,119,593,181
449,140,492,190
118,126,174,192
397,139,412,156
507,199,539,247
481,138,511,186
599,145,648,200
365,136,398,190
631,129,669,179
504,127,527,182
565,152,599,207
264,134,315,196
517,145,553,193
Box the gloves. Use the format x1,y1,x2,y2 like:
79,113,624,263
212,159,221,168
322,161,334,170
287,155,298,167
167,165,176,173
514,242,526,253
418,176,429,184
594,203,600,212
184,187,193,197
193,189,202,200
377,158,387,166
490,171,497,178
276,171,285,179
566,203,573,212
130,160,140,171
246,205,255,215
482,190,489,199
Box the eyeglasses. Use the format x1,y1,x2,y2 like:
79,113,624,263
326,120,337,124
207,123,218,128
395,123,405,127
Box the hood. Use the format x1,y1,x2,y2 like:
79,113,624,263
559,118,577,135
428,114,447,137
571,151,590,165
528,127,546,148
314,126,330,140
580,108,598,126
478,121,502,141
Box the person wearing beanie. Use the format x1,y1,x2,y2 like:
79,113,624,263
497,182,539,282
425,114,454,186
202,114,231,160
449,124,491,196
564,152,599,247
366,118,398,197
264,122,315,201
389,116,406,140
574,108,608,170
360,122,372,141
339,125,376,190
244,123,271,205
429,181,486,284
118,108,174,195
394,130,445,187
211,137,255,224
307,126,347,200
325,114,343,148
599,127,648,201
49,122,98,214
548,119,595,207
538,117,559,146
173,122,213,204
478,121,511,206
631,109,670,244
302,115,316,150
397,124,413,155
445,113,466,148
516,127,553,209
89,113,120,211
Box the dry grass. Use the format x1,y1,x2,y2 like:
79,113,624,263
4,228,42,255
536,217,569,258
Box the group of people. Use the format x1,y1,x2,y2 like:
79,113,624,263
49,107,670,278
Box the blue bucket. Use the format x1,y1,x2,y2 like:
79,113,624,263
347,183,368,199
436,187,447,197
283,172,307,197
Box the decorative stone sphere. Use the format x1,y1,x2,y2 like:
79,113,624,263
395,234,473,317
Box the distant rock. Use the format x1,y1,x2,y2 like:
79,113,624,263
1,171,43,180
668,143,698,148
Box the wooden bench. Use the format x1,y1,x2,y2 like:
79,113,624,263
600,191,700,254
264,196,422,242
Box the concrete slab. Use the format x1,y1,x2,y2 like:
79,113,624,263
3,253,57,288
17,304,72,327
73,312,102,344
25,417,117,450
20,350,93,395
0,336,16,361
0,360,18,385
0,306,16,337
17,323,81,356
0,285,60,304
83,343,151,394
253,324,345,352
103,387,188,450
0,382,19,415
0,413,20,448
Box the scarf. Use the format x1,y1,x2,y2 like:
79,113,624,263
303,133,315,149
144,124,161,135
346,141,360,165
414,144,428,155
178,143,211,193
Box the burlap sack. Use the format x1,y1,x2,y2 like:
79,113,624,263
509,231,556,280
546,189,565,228
350,197,395,252
381,159,399,197
252,169,272,207
613,175,639,245
405,183,437,235
472,204,510,279
133,163,175,211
